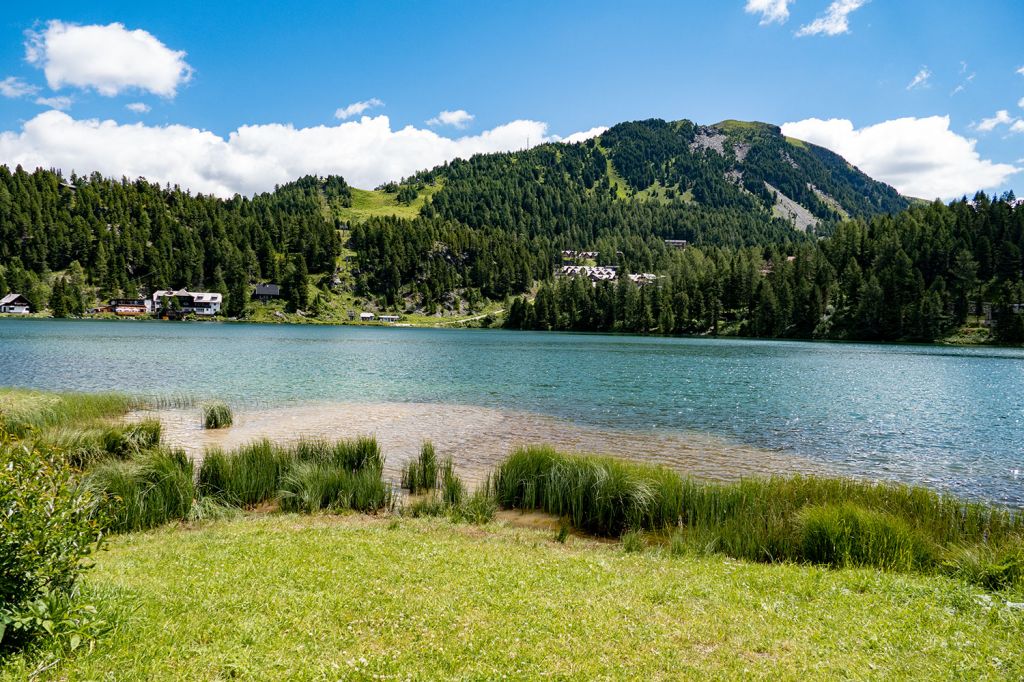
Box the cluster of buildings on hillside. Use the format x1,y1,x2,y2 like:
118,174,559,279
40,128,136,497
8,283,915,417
555,264,659,285
555,247,659,285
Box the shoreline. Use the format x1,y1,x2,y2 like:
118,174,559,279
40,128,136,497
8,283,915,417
0,313,1016,350
135,401,825,487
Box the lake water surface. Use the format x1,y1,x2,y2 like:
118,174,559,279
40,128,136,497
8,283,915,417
1,318,1022,504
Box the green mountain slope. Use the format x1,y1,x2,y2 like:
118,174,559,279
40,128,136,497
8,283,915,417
373,118,909,246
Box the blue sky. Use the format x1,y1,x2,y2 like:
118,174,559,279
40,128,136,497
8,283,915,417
0,0,1022,198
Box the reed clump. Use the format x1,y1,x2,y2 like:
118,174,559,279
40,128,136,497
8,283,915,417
37,419,162,468
87,448,195,533
198,439,293,506
490,446,1024,586
202,401,233,429
402,441,439,493
278,463,393,513
0,389,139,437
198,436,387,509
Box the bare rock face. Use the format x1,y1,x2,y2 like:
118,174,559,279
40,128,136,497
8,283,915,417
765,182,818,232
690,128,727,155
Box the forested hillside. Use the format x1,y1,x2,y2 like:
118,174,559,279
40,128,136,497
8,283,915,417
504,195,1024,343
0,116,1021,343
416,118,908,245
0,169,343,315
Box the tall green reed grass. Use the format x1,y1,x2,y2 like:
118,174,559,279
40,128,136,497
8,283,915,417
402,441,439,493
202,402,233,429
86,448,195,532
38,420,162,468
0,389,139,437
278,463,393,513
490,446,1024,586
198,436,386,508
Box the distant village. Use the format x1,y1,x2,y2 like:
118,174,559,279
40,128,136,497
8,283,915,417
0,284,400,323
555,245,682,285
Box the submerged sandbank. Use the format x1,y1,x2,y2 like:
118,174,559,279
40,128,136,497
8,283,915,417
135,401,823,484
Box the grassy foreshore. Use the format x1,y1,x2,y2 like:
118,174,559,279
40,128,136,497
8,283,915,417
4,514,1024,681
2,388,1023,679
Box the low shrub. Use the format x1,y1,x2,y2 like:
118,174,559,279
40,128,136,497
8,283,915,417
0,431,103,653
202,402,233,429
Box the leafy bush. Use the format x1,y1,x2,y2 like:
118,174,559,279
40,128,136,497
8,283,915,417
202,402,233,429
0,432,103,653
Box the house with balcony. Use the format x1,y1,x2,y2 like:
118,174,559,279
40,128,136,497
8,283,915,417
152,289,223,316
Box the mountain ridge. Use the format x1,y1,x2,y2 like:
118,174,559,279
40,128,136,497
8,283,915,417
342,117,908,245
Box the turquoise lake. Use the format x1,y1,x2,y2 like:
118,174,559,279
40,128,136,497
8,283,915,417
1,318,1022,505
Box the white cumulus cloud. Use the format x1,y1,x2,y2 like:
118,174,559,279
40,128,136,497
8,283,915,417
0,111,603,198
782,116,1019,199
906,67,931,91
1018,66,1024,76
796,0,867,37
976,110,1016,132
125,102,150,114
1019,96,1024,109
560,126,609,144
334,98,384,120
1012,121,1024,134
0,76,39,98
25,20,193,97
427,109,474,128
745,0,793,25
35,95,72,110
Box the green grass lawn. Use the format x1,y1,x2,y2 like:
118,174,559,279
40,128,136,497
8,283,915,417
9,514,1023,680
338,185,442,223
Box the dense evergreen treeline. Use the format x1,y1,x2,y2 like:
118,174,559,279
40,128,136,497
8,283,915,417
505,195,1024,343
1,117,1021,345
349,216,550,310
0,167,343,314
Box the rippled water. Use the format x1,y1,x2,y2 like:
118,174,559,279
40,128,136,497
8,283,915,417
2,319,1022,504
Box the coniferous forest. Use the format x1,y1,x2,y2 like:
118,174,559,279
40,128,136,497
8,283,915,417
0,118,1022,343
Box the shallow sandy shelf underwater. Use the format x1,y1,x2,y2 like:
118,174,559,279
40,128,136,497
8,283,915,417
137,401,823,485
